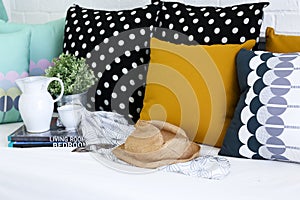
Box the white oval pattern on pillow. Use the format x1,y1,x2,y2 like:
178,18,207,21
239,52,300,162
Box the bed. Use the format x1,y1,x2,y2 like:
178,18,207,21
0,123,300,200
1,0,300,199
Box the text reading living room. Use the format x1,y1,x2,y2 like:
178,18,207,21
1,0,300,199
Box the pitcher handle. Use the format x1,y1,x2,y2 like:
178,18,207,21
47,77,64,103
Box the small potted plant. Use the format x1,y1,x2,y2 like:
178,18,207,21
45,53,97,107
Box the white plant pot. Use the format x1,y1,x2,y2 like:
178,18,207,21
57,91,88,108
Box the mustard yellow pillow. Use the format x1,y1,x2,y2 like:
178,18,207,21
140,38,255,147
266,27,300,53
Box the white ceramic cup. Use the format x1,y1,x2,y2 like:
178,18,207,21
57,104,83,130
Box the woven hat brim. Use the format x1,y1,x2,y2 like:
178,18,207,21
113,141,200,169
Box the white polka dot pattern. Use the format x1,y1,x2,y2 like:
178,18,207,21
63,3,161,123
155,2,269,46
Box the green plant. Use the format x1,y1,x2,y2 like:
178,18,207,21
45,53,97,95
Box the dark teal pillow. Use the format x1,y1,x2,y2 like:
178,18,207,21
0,0,8,22
219,49,300,163
0,30,30,124
0,18,65,76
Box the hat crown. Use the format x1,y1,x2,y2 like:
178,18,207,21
124,121,164,153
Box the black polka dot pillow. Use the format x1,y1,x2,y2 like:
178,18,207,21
155,1,269,45
63,3,161,123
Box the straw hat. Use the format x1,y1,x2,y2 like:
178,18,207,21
112,120,200,169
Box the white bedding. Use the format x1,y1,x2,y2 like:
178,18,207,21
1,123,300,200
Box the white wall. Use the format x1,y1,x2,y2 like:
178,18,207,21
3,0,151,23
3,0,300,36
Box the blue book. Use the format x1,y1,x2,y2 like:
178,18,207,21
8,141,86,148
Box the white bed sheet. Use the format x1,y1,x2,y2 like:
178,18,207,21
0,124,300,200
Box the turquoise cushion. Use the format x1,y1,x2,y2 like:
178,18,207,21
0,0,8,22
0,18,65,76
0,29,30,124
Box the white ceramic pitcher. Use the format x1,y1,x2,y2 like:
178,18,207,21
16,76,64,133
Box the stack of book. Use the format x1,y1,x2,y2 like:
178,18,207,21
7,117,86,148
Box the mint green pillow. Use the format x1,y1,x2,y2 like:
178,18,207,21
0,30,30,124
0,0,8,22
0,18,65,76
